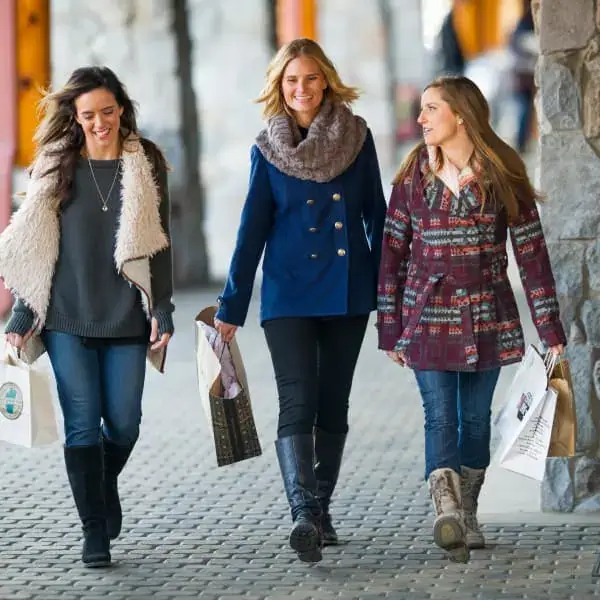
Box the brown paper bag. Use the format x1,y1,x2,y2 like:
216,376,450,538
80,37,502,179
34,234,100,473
548,358,576,457
194,306,262,467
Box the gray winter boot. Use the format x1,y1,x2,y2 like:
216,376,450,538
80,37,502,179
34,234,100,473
460,466,486,549
428,467,469,563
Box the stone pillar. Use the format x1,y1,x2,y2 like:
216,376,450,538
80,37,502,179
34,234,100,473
49,0,213,285
187,0,270,281
318,1,394,172
536,0,600,512
51,1,182,172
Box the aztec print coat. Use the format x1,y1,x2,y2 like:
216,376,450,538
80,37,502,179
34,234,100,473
377,147,566,372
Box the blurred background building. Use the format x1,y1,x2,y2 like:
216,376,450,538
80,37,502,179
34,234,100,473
1,0,530,293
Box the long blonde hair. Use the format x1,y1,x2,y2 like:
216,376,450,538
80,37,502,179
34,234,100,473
256,38,360,120
393,76,541,221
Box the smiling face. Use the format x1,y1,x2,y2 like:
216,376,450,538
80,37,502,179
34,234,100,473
74,87,123,155
281,56,328,127
417,86,461,146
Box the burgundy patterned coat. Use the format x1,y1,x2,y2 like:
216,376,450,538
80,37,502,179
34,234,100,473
377,149,566,372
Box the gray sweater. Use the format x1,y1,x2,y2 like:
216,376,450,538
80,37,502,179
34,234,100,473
6,157,174,339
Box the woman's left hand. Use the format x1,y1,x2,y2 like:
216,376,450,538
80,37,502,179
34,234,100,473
150,317,172,351
549,344,565,356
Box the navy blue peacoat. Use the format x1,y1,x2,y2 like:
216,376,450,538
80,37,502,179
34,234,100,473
216,129,387,326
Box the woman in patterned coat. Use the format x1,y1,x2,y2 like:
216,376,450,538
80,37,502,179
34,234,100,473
377,76,566,563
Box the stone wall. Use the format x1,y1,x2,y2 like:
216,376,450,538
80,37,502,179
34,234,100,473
535,0,600,512
51,0,182,177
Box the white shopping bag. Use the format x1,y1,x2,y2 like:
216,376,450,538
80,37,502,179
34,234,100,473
493,345,558,481
0,348,58,448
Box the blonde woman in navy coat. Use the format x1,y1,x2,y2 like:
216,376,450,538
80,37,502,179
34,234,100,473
214,38,386,563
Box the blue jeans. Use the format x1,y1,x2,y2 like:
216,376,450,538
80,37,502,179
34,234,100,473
413,369,501,480
43,331,147,447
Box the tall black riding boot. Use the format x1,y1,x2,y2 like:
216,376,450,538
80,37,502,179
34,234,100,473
275,434,323,563
103,435,135,540
314,428,347,546
64,445,111,568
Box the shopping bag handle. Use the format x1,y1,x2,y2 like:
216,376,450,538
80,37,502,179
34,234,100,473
216,336,243,384
3,340,23,364
544,351,558,378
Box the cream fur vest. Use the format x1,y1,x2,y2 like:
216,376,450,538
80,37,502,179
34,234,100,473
0,136,170,372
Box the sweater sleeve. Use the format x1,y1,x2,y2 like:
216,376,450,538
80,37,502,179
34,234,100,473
5,298,36,336
150,167,175,335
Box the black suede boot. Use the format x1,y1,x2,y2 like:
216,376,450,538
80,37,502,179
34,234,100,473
275,434,323,563
64,445,111,568
314,428,346,546
103,435,135,540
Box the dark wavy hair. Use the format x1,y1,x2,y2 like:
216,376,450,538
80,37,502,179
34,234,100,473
33,66,166,206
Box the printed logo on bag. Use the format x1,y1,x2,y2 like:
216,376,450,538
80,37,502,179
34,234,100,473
516,392,532,421
0,382,24,420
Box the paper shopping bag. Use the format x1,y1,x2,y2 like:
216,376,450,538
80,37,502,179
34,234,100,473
0,349,58,448
194,306,262,467
548,358,576,457
493,345,558,480
496,387,558,481
493,345,549,446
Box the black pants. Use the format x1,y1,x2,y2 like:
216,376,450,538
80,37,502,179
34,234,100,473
264,315,369,438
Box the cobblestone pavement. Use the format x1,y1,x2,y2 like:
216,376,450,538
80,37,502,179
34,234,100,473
1,290,600,600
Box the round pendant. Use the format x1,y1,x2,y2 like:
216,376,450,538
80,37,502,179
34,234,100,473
102,205,108,212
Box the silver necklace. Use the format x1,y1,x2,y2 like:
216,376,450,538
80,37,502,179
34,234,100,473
87,158,121,212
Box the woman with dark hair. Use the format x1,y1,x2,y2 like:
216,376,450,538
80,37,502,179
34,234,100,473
378,75,565,563
0,66,174,568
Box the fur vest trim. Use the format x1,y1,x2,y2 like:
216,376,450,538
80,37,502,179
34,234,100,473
0,135,169,372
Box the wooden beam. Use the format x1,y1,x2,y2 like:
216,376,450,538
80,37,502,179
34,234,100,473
276,0,317,46
16,0,50,167
0,0,17,315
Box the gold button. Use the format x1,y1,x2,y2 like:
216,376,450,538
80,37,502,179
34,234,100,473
309,227,317,233
332,193,341,201
310,253,318,259
307,199,315,205
334,221,343,230
337,249,346,257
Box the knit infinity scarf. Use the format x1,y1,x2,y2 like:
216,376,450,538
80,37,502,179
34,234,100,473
255,99,368,183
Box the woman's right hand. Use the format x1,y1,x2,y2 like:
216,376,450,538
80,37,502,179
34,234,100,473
214,318,238,343
386,350,406,367
6,329,34,350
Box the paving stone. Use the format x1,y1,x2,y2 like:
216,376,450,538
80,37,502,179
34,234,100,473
2,292,600,599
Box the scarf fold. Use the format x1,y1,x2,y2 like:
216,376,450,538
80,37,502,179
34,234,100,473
255,99,368,182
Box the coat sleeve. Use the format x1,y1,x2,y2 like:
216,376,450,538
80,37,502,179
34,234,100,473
377,178,413,351
215,145,275,326
361,129,387,271
509,201,567,348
